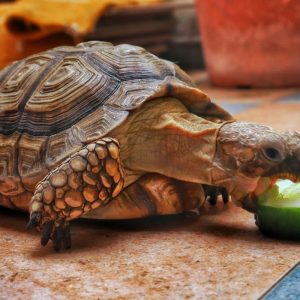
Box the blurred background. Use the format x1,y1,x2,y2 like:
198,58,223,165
1,0,300,130
1,0,300,88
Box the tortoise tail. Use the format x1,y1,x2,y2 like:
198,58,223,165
26,211,42,230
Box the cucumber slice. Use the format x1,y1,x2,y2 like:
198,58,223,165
255,180,300,239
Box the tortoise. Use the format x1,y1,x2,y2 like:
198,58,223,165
0,41,299,251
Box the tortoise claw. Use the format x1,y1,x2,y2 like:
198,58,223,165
63,224,72,250
41,221,54,247
28,216,71,250
53,224,64,251
26,211,42,229
207,186,218,206
53,221,71,251
203,185,229,206
221,187,229,204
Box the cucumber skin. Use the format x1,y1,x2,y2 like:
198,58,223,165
256,205,300,240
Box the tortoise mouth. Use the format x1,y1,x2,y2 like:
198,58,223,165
234,173,300,197
271,173,300,183
240,173,300,213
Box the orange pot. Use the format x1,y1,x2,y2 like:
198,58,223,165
196,0,300,87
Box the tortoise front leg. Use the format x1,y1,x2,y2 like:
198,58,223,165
27,137,124,251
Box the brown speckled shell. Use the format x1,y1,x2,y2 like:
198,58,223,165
0,41,233,195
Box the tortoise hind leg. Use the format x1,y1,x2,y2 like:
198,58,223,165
27,137,124,251
84,174,206,220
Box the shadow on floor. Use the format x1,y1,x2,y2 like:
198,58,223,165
1,204,299,258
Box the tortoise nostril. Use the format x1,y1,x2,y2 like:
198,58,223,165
262,147,284,162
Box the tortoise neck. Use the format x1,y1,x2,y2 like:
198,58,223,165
110,97,224,186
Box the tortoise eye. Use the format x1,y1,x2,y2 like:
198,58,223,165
262,147,284,162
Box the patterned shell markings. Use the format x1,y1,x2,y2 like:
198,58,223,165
0,41,232,196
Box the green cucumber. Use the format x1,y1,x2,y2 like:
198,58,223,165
255,180,300,239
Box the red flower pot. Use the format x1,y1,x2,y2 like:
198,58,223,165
196,0,300,87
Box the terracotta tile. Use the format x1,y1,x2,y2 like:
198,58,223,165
278,92,300,104
236,103,300,131
1,204,299,299
190,71,300,104
189,72,300,131
217,102,259,115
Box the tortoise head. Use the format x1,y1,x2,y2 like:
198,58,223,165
214,122,300,211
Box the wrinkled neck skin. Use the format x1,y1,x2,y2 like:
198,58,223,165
211,144,265,210
110,97,224,187
111,97,300,213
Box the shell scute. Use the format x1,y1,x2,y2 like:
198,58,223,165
0,54,56,135
0,41,233,194
0,41,229,140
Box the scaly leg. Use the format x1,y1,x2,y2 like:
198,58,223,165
27,137,124,251
83,174,206,219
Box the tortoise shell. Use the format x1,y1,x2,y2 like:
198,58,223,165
0,41,233,202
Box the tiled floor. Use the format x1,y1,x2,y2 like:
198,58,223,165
0,74,300,299
195,72,300,132
261,262,300,299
